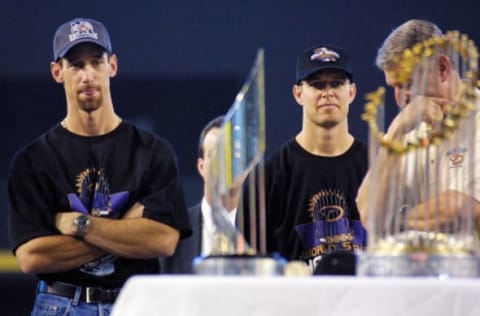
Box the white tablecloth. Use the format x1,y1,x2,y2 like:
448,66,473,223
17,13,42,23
112,275,480,316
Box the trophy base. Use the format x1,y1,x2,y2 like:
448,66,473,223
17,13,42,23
357,253,480,278
192,254,287,275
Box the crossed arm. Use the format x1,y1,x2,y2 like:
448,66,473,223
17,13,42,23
15,202,180,274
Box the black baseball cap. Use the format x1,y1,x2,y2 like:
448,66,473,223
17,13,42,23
296,45,353,83
53,17,112,60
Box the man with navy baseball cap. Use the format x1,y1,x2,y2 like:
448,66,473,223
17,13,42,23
8,17,192,315
53,17,112,60
262,44,367,273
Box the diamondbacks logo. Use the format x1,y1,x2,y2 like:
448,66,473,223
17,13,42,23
311,47,340,63
308,189,346,222
69,20,98,42
67,167,129,276
68,167,129,217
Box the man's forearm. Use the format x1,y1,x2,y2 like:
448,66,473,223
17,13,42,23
15,235,105,274
407,189,480,230
84,216,180,258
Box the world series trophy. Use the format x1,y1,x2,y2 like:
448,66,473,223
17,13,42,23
357,31,480,277
192,49,287,275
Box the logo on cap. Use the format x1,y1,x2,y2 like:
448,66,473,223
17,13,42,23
69,20,98,42
310,47,340,63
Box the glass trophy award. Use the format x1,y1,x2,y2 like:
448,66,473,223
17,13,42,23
192,49,287,275
357,31,480,277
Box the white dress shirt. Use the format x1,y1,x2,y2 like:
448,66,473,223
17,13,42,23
200,197,237,256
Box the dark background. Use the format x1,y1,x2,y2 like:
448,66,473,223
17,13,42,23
1,0,479,249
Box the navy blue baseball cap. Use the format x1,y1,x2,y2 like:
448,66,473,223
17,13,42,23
53,18,112,60
296,45,353,83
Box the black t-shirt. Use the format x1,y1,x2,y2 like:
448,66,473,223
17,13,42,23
265,138,368,269
8,121,191,288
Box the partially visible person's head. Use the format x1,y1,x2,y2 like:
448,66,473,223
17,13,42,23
197,116,224,199
198,116,224,159
376,19,443,71
375,20,464,107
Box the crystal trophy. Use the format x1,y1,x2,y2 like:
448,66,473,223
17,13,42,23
357,31,480,277
192,49,286,275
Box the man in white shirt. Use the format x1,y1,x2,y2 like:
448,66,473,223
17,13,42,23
162,116,238,273
356,19,480,233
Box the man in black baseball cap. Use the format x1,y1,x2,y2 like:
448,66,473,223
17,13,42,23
261,44,367,272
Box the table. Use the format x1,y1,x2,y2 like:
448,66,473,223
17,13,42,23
112,275,480,316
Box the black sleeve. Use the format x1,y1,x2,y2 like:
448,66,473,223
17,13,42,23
140,138,192,239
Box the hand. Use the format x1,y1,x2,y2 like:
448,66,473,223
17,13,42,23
55,212,84,236
405,190,477,231
387,95,447,139
406,213,456,231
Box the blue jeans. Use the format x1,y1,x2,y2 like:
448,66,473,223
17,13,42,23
31,286,113,316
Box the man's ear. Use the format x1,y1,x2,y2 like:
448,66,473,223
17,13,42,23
108,54,118,78
292,84,304,107
438,55,451,82
50,61,64,83
197,157,205,178
348,82,357,103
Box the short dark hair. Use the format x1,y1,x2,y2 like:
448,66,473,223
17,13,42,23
198,116,224,158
